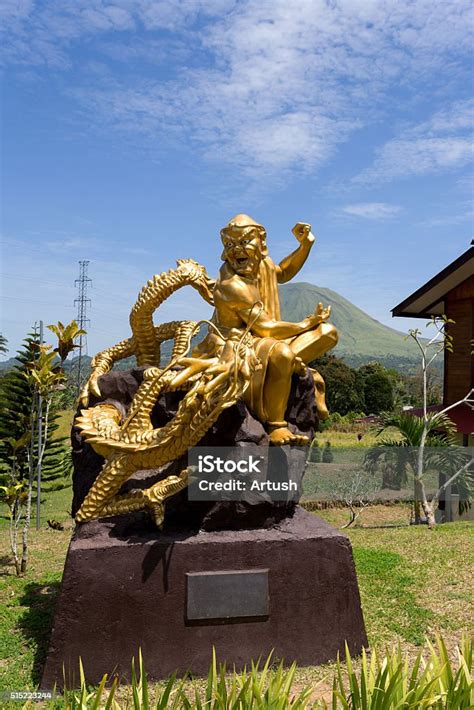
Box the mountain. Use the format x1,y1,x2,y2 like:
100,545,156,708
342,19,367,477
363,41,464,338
0,357,20,372
279,282,424,369
0,282,426,374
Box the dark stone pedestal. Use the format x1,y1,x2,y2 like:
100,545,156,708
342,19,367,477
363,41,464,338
41,508,367,688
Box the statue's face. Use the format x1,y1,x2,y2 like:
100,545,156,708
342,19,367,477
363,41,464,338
221,227,264,278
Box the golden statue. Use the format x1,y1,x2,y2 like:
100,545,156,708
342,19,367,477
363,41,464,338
195,214,338,444
75,217,338,527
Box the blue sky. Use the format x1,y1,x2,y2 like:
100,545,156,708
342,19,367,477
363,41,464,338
1,0,473,357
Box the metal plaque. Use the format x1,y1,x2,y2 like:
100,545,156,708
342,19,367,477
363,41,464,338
186,569,269,621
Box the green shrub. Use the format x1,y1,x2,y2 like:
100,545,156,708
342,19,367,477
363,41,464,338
308,438,321,462
319,411,368,433
57,651,312,709
331,635,473,709
34,634,472,709
322,442,334,463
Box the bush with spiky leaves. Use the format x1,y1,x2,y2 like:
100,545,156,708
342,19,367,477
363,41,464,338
55,634,472,708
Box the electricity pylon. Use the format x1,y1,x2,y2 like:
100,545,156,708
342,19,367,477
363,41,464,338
74,260,91,391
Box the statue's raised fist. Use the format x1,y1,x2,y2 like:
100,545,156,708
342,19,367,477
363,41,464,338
292,222,315,244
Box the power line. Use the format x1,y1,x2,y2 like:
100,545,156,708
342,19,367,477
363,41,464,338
2,273,74,288
90,286,132,304
3,296,74,307
3,272,131,303
89,307,128,322
0,239,56,255
74,261,92,390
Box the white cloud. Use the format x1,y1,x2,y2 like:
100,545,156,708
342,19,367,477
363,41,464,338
413,99,474,136
342,203,402,219
357,137,473,183
354,99,474,184
417,203,474,227
45,236,103,251
0,0,34,22
0,0,234,67
1,1,473,181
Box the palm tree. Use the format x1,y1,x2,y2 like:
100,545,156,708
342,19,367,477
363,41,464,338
365,411,470,524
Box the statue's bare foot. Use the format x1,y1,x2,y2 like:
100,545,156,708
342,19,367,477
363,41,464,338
268,426,309,446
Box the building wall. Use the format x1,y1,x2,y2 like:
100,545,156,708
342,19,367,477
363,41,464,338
444,275,474,406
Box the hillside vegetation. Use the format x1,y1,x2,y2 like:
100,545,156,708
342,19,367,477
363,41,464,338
280,282,426,368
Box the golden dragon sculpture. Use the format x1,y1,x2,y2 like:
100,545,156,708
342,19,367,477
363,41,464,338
79,259,216,405
75,259,259,528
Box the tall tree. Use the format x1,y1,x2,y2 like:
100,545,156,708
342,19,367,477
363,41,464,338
0,335,67,488
363,371,394,414
357,362,395,414
311,354,365,415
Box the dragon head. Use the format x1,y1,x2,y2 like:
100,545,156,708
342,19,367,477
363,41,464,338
176,258,215,305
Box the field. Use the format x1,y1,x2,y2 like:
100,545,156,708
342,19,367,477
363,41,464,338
313,430,381,448
1,481,472,696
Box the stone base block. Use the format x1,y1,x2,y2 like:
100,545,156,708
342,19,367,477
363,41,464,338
41,508,367,688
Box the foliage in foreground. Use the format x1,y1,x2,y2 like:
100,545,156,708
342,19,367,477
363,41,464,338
0,334,67,489
0,321,84,575
19,634,472,709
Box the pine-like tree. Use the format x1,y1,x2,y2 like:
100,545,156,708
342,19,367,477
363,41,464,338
0,334,69,489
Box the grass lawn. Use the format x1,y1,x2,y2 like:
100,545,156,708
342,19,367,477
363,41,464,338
1,482,472,696
54,410,75,440
313,430,381,448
